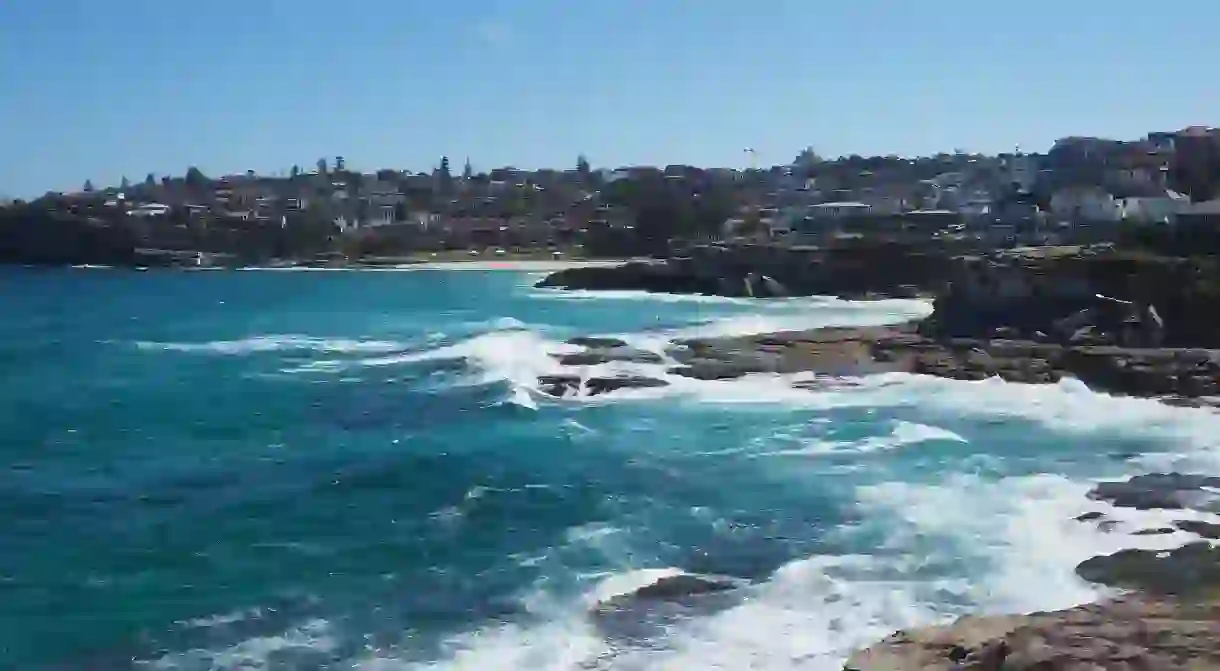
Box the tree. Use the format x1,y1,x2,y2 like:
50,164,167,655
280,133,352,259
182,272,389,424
83,180,94,192
462,157,473,181
120,176,131,189
290,165,301,179
577,154,591,178
317,158,328,175
440,156,451,178
145,173,156,187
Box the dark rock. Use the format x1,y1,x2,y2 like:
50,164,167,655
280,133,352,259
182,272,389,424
1087,473,1220,511
584,376,669,395
630,574,738,601
1132,527,1177,535
593,574,740,617
1075,541,1220,594
565,336,628,349
1097,520,1118,533
1074,511,1105,522
537,374,581,397
1176,519,1220,539
537,374,669,397
555,347,663,366
668,361,763,380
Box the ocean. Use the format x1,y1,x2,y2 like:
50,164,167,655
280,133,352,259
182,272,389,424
4,266,1220,670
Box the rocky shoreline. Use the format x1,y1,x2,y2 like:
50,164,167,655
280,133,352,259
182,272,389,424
580,473,1220,669
535,323,1220,409
534,244,1220,407
844,473,1220,670
535,246,1220,667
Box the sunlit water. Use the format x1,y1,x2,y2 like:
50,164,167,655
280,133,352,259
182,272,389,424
3,267,1220,670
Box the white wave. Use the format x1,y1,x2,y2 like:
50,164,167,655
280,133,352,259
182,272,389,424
758,420,967,457
529,288,802,305
134,335,406,355
142,617,336,670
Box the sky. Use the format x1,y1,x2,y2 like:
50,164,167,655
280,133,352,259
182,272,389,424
1,0,1216,197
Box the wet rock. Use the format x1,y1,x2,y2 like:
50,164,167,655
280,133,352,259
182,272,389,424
1097,520,1119,533
584,376,668,395
844,595,1220,671
565,336,628,349
1074,511,1105,522
590,573,745,648
1075,541,1220,594
537,374,669,397
537,374,581,397
1087,473,1220,511
668,360,764,380
593,574,740,615
555,347,663,366
1176,519,1220,539
1132,527,1177,535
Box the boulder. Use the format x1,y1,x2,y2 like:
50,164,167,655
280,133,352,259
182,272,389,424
1087,473,1220,511
584,376,668,395
555,347,663,366
537,374,581,397
1131,527,1177,535
668,360,764,380
593,574,740,615
565,336,628,349
1175,519,1220,539
1075,541,1220,594
536,374,669,397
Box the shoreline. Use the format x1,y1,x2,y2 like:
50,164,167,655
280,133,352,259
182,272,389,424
50,258,646,272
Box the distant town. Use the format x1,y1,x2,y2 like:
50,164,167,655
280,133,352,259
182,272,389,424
2,126,1219,268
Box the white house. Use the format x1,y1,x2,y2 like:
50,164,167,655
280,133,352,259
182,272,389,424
128,203,171,217
956,189,994,220
1118,190,1189,224
807,201,872,219
1049,186,1121,222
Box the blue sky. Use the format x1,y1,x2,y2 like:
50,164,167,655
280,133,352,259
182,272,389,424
1,0,1216,197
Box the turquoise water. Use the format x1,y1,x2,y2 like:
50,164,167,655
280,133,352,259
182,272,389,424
4,267,1220,670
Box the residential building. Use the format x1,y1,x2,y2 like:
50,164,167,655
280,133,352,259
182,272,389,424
1116,187,1188,224
806,201,872,220
1049,185,1121,222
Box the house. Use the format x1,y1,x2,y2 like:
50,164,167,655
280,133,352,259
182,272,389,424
807,201,872,220
1176,198,1220,227
1117,188,1189,224
955,188,994,221
129,203,171,217
1049,185,1121,222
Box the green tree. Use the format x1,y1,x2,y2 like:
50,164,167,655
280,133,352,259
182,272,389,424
145,173,156,187
462,158,473,181
577,154,591,179
120,176,130,189
83,179,94,192
290,165,301,179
